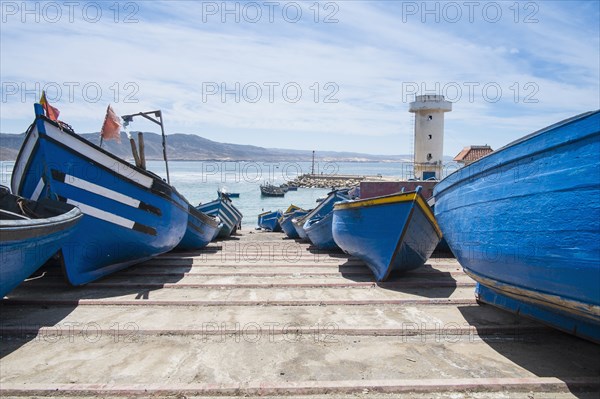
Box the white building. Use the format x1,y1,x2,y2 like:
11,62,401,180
409,95,452,180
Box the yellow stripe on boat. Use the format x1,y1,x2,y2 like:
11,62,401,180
334,191,442,238
415,195,443,238
334,192,418,210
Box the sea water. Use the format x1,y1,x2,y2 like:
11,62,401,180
1,160,409,228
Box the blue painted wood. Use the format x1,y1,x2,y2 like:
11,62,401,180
176,204,221,250
258,210,283,231
332,189,441,282
11,106,189,286
197,196,243,238
304,212,338,250
280,209,309,238
300,191,348,244
434,110,600,342
1,188,82,297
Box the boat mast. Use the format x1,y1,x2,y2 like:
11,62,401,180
121,110,171,184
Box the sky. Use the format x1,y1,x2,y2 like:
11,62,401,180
0,0,599,156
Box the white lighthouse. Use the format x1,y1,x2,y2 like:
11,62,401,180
409,94,452,180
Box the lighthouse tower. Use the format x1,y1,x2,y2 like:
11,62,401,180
409,94,452,180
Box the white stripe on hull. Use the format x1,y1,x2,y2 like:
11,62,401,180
31,178,45,201
66,199,135,230
11,129,38,193
43,122,154,188
60,173,141,209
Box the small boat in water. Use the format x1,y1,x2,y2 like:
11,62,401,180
304,190,349,249
332,187,441,281
197,195,243,238
176,204,222,250
260,183,286,197
434,110,600,342
217,188,239,198
12,104,189,286
258,210,283,231
1,186,83,297
281,184,298,191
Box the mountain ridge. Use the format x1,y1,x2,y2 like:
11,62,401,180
0,131,421,162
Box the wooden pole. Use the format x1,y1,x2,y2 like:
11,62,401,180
138,132,146,170
129,137,141,168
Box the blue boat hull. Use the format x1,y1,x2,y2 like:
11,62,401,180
1,190,83,297
332,190,441,281
11,107,189,286
197,197,243,238
303,191,348,247
176,204,221,250
292,216,309,240
434,110,600,342
258,210,282,231
304,212,338,250
280,210,308,238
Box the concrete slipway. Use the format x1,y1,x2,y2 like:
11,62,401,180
1,231,599,398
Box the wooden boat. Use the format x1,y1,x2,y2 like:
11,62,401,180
303,191,349,249
281,184,298,191
197,195,243,238
304,212,337,250
175,205,222,250
0,186,83,297
217,188,239,198
292,214,310,240
260,183,286,197
433,110,600,343
332,187,441,281
258,210,283,231
279,205,308,238
12,104,189,286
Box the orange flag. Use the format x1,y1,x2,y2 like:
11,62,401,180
39,91,60,121
100,105,122,143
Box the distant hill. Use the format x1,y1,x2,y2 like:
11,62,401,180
0,131,416,162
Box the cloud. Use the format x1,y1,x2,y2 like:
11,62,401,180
1,0,598,155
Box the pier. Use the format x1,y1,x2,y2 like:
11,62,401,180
1,231,599,398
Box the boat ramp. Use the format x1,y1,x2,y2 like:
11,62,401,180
1,231,599,398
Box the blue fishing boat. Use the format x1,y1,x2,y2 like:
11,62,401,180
197,195,243,238
304,212,338,250
217,188,239,198
1,186,83,297
258,210,283,231
11,104,189,286
332,187,442,281
434,110,600,342
279,206,308,239
303,191,348,249
292,214,310,240
175,204,222,250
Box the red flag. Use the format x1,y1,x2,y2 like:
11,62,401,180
100,105,122,143
39,91,60,121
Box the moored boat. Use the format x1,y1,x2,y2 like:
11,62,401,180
11,104,189,286
176,204,222,250
1,186,83,297
332,187,442,281
260,183,286,197
217,188,239,198
433,110,600,342
197,195,243,238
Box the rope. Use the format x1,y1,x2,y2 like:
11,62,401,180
16,198,42,219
